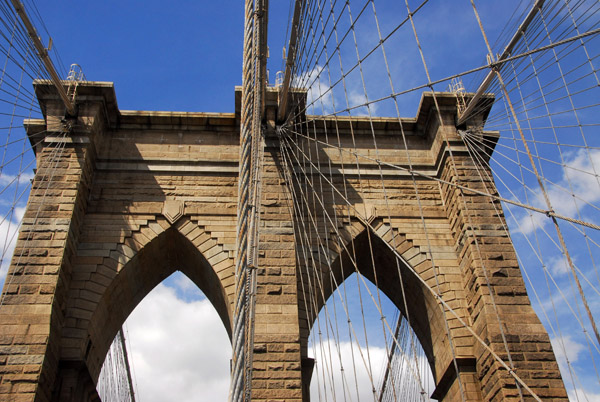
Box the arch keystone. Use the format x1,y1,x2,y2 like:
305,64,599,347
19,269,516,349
162,200,185,224
354,203,376,223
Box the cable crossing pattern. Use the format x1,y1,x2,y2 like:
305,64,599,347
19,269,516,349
0,0,597,401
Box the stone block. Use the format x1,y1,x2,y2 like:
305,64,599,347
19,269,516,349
0,86,567,402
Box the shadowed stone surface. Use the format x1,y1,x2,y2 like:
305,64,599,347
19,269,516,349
0,82,567,401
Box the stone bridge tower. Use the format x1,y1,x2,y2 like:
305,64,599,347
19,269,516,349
0,81,566,401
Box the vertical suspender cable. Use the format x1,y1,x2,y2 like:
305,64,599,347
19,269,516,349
231,0,268,400
244,0,267,400
230,0,254,398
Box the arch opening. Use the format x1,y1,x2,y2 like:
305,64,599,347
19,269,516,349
82,225,233,396
97,271,232,402
303,229,449,372
298,227,456,399
307,271,435,401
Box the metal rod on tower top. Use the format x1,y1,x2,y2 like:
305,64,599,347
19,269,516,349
457,0,545,126
259,0,269,118
9,0,75,115
277,0,303,122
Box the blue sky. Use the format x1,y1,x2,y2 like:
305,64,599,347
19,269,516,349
0,0,599,401
32,1,293,113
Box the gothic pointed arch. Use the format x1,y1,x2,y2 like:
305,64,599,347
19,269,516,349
299,223,456,382
45,214,236,398
84,225,232,380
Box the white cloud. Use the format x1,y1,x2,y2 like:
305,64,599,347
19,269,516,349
115,278,232,402
0,206,25,286
294,65,336,115
309,339,434,401
550,335,585,370
348,90,378,117
546,255,571,277
101,277,437,402
0,171,34,188
14,206,25,222
549,336,600,402
511,208,545,236
547,149,600,220
310,339,386,401
512,149,600,235
568,388,600,402
0,168,32,289
292,65,383,118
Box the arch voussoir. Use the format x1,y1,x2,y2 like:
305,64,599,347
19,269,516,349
298,213,479,400
52,211,236,396
0,82,568,402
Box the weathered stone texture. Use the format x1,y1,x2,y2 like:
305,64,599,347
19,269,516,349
0,83,567,401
